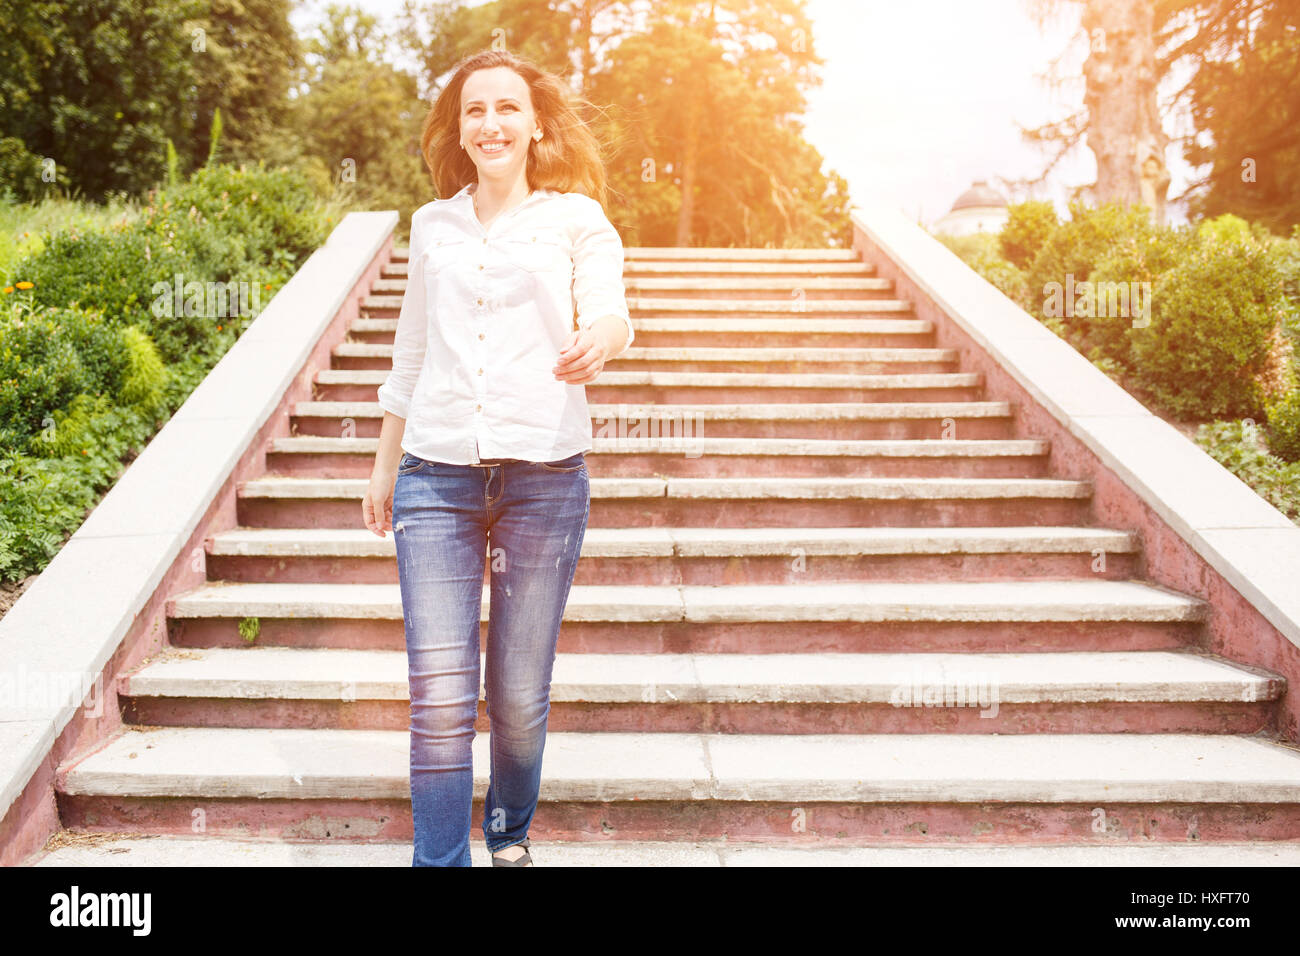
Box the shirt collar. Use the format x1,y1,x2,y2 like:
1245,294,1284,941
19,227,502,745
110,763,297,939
453,182,554,205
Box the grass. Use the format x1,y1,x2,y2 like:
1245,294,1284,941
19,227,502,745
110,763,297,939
0,193,143,286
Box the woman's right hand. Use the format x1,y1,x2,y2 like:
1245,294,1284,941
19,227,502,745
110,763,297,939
363,466,397,537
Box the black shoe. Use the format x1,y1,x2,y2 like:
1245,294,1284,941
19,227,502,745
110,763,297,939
491,838,533,867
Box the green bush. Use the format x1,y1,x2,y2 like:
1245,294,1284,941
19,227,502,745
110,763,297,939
1023,201,1165,349
1266,389,1300,462
13,226,208,364
941,202,1293,423
1269,229,1300,379
137,162,328,274
0,160,334,581
0,137,52,204
1129,235,1284,419
998,200,1058,270
935,232,1027,306
0,299,135,451
1196,419,1300,522
0,396,159,581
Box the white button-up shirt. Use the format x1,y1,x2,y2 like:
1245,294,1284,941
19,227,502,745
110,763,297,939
376,182,634,464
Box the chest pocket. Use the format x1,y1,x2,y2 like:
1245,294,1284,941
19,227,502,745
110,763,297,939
501,230,571,274
424,236,471,274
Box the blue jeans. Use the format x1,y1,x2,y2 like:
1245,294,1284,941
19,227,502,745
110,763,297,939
392,450,590,867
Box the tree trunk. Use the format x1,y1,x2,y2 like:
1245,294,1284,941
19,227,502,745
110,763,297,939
1081,0,1171,223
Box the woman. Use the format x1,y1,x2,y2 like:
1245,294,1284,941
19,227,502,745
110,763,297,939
360,49,635,867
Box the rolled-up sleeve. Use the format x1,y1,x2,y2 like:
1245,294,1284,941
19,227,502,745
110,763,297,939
376,212,429,419
572,197,634,356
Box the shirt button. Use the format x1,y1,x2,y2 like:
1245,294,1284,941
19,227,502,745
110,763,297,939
476,404,482,411
478,333,484,340
477,298,483,306
478,368,483,375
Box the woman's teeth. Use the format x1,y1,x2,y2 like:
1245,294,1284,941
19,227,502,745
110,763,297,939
480,141,510,153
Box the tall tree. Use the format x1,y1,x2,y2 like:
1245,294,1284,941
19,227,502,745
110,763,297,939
1022,0,1172,223
288,4,430,220
389,0,853,246
1158,0,1300,233
188,0,301,173
591,0,850,246
0,0,201,199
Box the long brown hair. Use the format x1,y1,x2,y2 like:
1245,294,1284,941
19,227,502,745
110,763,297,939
421,50,610,207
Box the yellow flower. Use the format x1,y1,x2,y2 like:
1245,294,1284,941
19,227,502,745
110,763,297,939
2,287,13,294
15,281,33,289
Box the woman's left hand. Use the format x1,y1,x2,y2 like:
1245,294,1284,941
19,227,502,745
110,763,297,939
552,328,609,384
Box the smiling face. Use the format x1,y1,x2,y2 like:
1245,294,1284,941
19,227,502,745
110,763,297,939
460,66,540,185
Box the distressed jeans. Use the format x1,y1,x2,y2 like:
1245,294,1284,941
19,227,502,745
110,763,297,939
392,450,590,867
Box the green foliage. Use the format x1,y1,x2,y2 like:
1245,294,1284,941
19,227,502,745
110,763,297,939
0,299,134,451
207,107,224,168
1022,200,1163,334
1195,420,1300,523
0,136,51,203
0,194,140,285
998,200,1058,270
1179,3,1300,234
934,232,1027,305
1081,226,1192,368
1197,212,1255,246
118,324,167,413
238,617,260,644
0,160,332,580
0,394,158,581
0,0,199,199
1269,228,1300,373
1129,234,1283,419
165,139,180,189
1266,389,1300,463
16,225,205,364
137,162,329,272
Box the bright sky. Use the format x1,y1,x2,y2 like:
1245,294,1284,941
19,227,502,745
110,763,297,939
291,0,1194,227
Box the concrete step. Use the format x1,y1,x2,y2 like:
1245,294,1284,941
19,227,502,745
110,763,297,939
334,342,944,373
370,275,899,300
205,525,1141,584
264,435,1051,479
28,834,1300,866
623,259,879,275
313,368,985,404
380,259,881,278
292,399,1017,440
360,295,914,318
623,247,865,261
348,317,945,350
163,579,1205,654
621,276,898,299
236,474,1095,529
53,727,1300,842
169,579,1203,624
116,647,1281,734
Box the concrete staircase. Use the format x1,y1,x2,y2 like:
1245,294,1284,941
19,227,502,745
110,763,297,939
37,245,1300,864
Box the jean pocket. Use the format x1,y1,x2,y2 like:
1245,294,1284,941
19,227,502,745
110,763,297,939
532,452,585,472
397,452,427,476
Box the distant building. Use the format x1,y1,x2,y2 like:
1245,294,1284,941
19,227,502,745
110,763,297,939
932,180,1009,236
